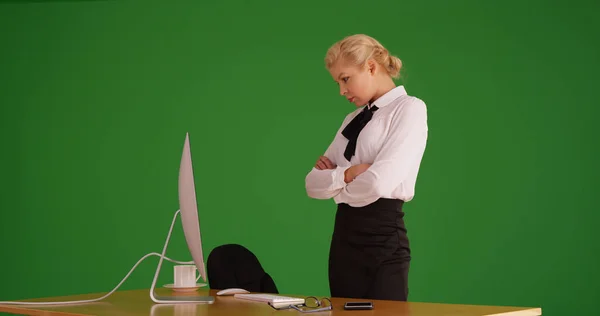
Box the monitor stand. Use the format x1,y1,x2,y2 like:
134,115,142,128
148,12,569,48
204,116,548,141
149,209,215,304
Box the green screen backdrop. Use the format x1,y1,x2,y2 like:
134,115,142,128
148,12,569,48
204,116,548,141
1,1,598,316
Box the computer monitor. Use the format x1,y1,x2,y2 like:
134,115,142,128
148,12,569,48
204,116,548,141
178,132,207,283
149,132,215,304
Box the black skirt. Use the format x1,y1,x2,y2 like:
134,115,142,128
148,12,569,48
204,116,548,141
328,198,411,301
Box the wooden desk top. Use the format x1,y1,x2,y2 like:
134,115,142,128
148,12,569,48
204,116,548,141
0,288,542,316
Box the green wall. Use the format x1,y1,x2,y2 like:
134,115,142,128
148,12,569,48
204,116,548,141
1,1,598,315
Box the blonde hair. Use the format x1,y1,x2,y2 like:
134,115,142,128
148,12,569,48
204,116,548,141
325,34,402,79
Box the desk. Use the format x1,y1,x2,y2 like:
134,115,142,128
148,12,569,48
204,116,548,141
0,288,542,316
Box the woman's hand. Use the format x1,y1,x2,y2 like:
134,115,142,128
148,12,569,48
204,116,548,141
344,163,371,183
315,156,336,170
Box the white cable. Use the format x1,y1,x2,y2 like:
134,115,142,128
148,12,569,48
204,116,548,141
0,252,195,305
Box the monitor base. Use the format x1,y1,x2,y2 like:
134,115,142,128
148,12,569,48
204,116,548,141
149,209,214,304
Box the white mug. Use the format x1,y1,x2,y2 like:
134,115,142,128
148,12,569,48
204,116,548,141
174,265,197,288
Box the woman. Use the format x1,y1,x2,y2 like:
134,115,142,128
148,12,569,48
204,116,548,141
305,34,428,301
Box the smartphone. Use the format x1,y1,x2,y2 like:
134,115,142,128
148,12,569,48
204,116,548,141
344,301,374,310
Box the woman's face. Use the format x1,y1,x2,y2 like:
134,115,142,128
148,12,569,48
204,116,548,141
329,59,377,107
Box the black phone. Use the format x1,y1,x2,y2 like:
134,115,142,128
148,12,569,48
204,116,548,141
344,301,374,310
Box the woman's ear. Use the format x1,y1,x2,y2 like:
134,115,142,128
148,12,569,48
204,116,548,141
367,59,377,75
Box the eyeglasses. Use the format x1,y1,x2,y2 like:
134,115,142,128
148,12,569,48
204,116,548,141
268,296,332,313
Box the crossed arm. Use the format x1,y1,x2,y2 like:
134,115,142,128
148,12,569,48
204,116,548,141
304,99,428,206
316,156,370,183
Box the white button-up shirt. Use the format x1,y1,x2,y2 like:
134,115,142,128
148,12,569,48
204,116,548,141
305,85,428,207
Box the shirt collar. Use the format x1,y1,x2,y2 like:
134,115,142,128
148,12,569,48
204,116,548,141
368,85,407,110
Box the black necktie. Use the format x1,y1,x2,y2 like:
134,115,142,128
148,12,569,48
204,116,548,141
341,104,379,161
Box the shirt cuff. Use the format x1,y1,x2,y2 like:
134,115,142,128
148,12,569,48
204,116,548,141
332,165,348,190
